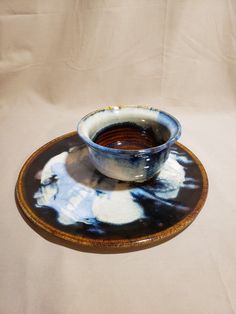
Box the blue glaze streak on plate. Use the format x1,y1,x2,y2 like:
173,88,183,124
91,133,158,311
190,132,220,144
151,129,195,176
26,137,202,238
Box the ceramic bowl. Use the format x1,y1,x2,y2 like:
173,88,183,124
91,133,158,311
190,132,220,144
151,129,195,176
77,106,181,182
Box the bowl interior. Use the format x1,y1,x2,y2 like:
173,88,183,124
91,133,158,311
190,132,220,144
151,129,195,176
78,106,181,151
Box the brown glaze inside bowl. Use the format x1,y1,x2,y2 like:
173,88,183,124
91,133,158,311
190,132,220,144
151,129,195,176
93,122,169,150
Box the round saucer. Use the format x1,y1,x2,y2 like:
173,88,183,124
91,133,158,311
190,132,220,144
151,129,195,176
16,132,208,252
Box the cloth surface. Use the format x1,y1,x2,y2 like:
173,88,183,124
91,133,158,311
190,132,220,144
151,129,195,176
0,1,236,314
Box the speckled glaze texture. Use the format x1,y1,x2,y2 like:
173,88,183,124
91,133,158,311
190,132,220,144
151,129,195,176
15,132,208,252
77,106,181,182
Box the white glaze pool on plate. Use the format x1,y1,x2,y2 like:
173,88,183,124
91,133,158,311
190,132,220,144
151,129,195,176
34,146,198,226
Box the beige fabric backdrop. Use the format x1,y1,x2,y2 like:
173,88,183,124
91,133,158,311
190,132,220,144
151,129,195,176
0,1,236,314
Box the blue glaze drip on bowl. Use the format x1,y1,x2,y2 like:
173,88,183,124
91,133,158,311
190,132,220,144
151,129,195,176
77,106,181,182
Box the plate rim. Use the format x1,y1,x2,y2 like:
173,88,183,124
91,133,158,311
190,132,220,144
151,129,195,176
15,131,208,250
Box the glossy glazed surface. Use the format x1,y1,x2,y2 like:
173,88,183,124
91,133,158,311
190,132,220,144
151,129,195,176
16,132,208,252
93,122,162,150
77,106,181,182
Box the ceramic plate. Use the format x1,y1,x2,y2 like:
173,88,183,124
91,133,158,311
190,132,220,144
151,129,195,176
16,132,208,252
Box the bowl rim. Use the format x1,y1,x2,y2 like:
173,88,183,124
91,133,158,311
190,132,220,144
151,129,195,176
77,105,181,155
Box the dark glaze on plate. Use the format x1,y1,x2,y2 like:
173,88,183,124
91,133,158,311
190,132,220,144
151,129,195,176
15,132,208,253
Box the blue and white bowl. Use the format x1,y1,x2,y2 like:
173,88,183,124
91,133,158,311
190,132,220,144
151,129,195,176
77,106,181,182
